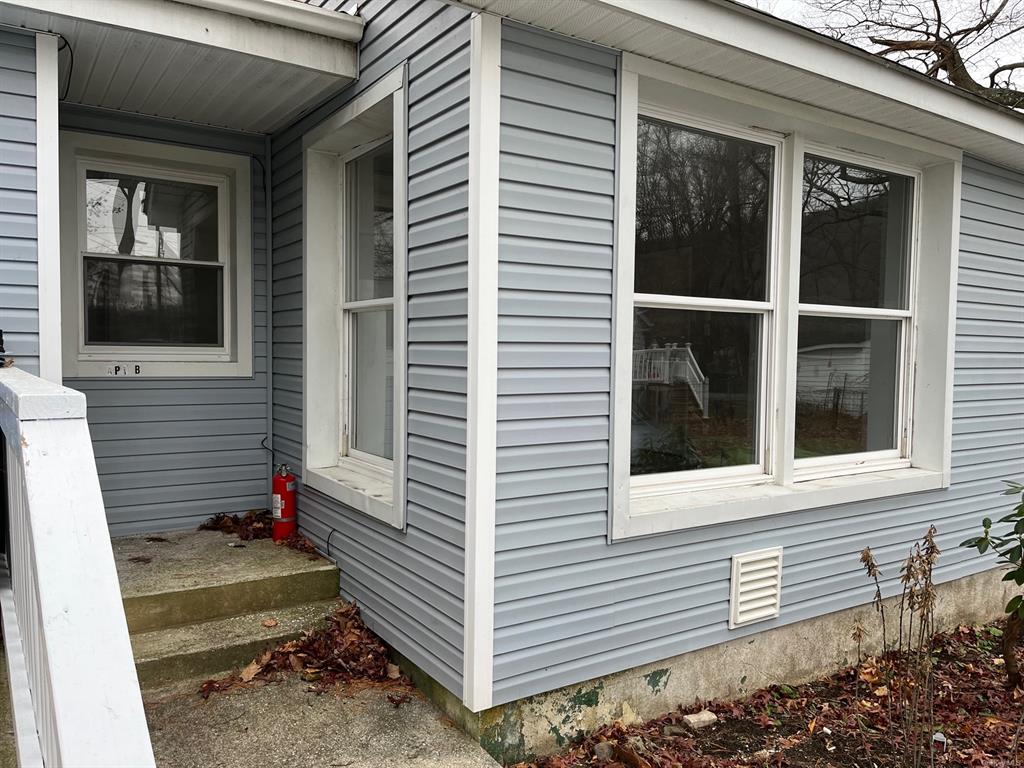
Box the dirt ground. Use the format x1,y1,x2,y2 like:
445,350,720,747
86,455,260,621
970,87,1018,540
515,623,1024,768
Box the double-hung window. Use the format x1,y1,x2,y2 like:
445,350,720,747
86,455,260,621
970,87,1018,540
629,115,780,492
343,140,396,465
60,132,253,378
795,155,915,476
613,64,958,539
302,65,407,529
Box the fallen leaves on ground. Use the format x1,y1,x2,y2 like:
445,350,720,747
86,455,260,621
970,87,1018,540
261,618,278,629
197,509,321,557
200,603,410,699
515,622,1024,768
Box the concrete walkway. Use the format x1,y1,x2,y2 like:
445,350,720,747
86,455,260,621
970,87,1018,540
145,677,499,768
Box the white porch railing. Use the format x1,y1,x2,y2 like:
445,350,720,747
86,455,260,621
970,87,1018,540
632,344,710,416
0,367,154,767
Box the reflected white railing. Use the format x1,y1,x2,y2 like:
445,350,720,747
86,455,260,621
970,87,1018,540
632,344,710,416
0,367,154,767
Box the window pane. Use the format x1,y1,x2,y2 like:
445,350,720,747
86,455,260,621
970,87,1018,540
795,316,900,458
85,170,219,262
84,258,222,345
800,156,912,309
634,117,773,302
631,308,760,475
348,142,394,301
352,309,394,460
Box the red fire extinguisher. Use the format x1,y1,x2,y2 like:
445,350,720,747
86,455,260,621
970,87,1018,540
271,464,297,541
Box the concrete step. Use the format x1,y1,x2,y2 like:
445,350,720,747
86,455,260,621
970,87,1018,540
113,530,340,633
132,599,338,689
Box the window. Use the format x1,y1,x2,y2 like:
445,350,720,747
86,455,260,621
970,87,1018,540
795,158,913,471
344,140,395,464
631,117,777,489
302,65,407,528
612,64,960,538
60,133,252,378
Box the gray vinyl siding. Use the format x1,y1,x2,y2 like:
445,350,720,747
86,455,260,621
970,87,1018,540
0,30,38,375
61,111,269,536
273,0,471,695
491,25,1024,705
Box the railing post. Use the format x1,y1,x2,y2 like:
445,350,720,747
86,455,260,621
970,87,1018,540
0,367,155,767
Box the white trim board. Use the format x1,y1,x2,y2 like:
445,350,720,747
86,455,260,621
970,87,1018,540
34,32,60,383
462,11,501,714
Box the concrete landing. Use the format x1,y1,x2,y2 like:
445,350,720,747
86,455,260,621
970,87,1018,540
144,677,500,768
114,530,339,632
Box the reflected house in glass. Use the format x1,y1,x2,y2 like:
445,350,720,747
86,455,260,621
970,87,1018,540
0,0,1021,755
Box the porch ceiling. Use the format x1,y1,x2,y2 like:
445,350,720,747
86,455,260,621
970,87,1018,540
457,0,1024,173
0,0,362,134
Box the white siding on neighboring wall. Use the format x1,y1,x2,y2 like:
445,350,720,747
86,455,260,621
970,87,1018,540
61,112,269,536
0,30,38,375
490,24,1024,706
275,0,472,694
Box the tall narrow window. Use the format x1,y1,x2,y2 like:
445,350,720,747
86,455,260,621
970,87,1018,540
343,140,395,463
795,156,913,466
631,116,776,482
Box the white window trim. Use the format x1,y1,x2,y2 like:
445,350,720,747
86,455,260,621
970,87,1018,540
611,55,961,540
58,131,253,378
302,64,408,529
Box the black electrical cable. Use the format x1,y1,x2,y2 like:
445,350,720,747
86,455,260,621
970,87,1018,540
56,34,74,101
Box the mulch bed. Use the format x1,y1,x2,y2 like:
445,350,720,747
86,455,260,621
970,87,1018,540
200,602,411,699
516,623,1024,768
198,509,320,555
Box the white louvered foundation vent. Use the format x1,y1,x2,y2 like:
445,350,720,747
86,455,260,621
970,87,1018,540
729,547,783,629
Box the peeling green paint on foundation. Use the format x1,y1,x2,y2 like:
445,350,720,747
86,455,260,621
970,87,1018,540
644,668,671,694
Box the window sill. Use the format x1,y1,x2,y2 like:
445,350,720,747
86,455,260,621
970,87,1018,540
613,466,947,540
65,357,252,379
304,459,402,529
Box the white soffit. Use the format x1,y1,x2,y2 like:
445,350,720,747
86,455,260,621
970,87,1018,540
0,0,363,133
459,0,1024,172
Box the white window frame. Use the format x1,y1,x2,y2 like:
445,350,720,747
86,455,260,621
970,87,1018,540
611,55,961,540
301,65,408,529
58,131,253,378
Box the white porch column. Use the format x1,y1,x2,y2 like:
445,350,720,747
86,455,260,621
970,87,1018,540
34,32,60,383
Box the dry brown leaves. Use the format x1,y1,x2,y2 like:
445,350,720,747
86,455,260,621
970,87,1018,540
516,622,1024,768
197,509,321,557
200,603,409,699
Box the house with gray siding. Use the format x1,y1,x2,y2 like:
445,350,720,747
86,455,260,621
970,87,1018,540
0,0,1021,760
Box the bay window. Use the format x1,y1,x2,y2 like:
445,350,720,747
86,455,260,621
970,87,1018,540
612,64,959,539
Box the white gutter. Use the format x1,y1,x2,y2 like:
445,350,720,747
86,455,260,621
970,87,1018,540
174,0,363,41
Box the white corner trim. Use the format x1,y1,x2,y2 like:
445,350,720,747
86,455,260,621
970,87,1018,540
35,33,60,384
609,63,638,537
463,11,501,714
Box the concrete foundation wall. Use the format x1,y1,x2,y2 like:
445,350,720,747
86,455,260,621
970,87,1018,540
408,566,1012,764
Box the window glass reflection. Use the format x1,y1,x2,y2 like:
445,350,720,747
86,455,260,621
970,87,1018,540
800,157,912,310
795,316,900,457
631,309,760,475
635,117,773,302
